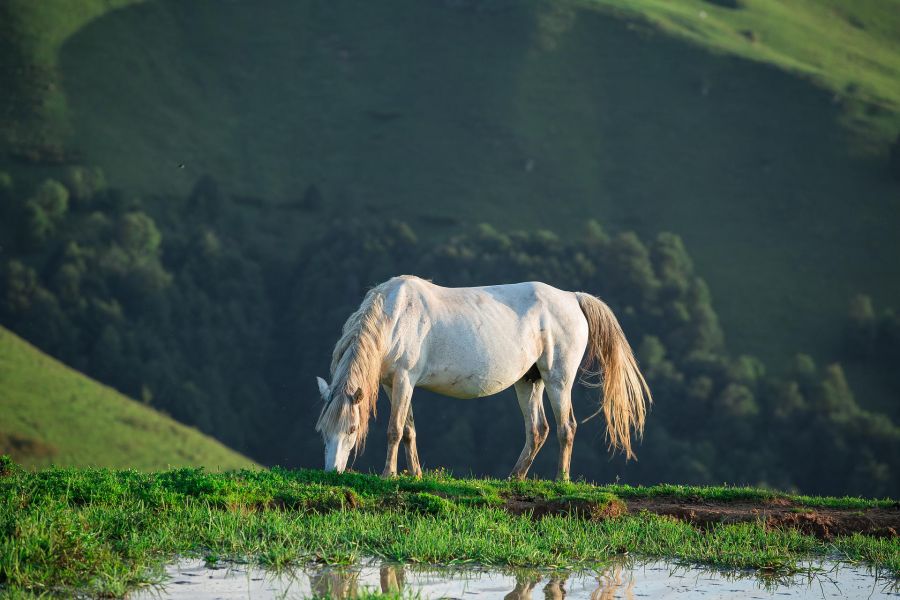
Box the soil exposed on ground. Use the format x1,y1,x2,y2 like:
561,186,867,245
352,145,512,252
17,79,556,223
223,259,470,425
504,495,900,540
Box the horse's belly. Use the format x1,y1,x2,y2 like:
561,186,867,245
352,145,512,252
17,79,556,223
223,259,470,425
417,373,512,399
399,301,542,399
415,353,527,399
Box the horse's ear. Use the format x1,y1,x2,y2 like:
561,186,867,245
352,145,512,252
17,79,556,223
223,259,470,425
316,377,329,399
352,388,363,404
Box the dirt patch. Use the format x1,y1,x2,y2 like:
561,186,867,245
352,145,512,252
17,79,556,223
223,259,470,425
623,496,899,540
504,496,627,520
0,431,56,463
499,494,898,539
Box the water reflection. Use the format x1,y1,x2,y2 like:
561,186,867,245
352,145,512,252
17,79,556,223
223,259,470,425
309,563,407,598
309,566,360,598
380,562,405,594
503,573,538,600
135,556,900,599
591,566,635,600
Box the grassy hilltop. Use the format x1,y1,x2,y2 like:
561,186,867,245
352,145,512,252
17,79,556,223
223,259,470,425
0,326,256,470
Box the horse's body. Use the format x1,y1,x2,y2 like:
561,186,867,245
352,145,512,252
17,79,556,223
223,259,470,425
315,275,650,480
381,280,586,399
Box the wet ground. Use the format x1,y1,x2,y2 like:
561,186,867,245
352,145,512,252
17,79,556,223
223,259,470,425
503,496,900,541
620,497,899,540
133,558,900,599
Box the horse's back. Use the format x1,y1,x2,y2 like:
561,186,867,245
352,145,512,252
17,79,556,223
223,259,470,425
383,275,570,307
393,277,585,331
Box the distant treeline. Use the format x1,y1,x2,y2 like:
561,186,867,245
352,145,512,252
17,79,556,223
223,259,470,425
1,171,897,496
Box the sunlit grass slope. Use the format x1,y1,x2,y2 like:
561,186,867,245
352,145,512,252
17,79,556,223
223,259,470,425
2,0,898,157
0,326,256,470
589,0,900,150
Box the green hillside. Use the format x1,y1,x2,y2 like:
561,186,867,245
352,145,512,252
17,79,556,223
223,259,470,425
3,0,898,159
1,0,898,367
0,326,256,470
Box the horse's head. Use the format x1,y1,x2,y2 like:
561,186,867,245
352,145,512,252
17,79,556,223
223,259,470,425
315,376,361,473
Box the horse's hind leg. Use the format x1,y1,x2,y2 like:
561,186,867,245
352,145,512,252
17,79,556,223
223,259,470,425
509,379,549,480
546,379,577,481
402,406,422,477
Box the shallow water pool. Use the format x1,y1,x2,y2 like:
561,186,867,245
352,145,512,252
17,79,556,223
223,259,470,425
133,558,899,599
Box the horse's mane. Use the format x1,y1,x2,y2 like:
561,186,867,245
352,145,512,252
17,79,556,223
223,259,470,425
315,284,388,449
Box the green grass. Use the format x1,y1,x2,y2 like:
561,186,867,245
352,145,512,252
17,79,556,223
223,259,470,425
0,464,897,597
0,326,256,470
294,469,898,511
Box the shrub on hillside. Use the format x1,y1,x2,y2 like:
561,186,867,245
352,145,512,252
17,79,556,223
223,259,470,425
24,179,68,245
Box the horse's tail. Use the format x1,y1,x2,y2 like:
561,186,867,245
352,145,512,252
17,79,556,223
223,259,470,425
575,292,652,460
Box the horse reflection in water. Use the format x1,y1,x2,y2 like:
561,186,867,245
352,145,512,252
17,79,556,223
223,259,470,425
308,563,404,599
308,561,636,599
308,566,359,598
592,565,636,600
504,574,568,600
504,572,540,600
379,562,405,594
514,570,635,600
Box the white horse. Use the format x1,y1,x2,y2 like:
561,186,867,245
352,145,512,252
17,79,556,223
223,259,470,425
315,275,651,481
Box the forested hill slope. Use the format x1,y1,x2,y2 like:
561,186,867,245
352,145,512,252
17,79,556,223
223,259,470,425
0,0,899,495
0,326,256,470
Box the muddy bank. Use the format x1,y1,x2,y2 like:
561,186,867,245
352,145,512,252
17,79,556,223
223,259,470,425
503,495,900,540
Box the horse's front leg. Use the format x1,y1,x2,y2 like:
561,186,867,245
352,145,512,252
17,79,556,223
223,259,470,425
383,371,413,477
382,383,422,477
402,406,422,477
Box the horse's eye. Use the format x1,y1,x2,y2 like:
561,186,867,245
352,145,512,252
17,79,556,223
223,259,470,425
348,425,357,434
